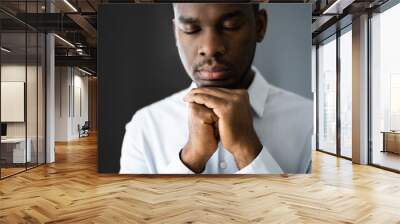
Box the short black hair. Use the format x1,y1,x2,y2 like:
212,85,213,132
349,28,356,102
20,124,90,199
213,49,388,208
172,3,260,15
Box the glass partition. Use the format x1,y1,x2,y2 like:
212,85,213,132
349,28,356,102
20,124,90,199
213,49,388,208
317,35,337,155
27,30,38,169
1,31,28,177
38,31,45,165
0,1,46,179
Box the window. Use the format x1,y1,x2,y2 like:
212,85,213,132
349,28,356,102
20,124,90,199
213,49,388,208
390,74,400,130
339,27,352,158
370,2,400,171
318,35,337,155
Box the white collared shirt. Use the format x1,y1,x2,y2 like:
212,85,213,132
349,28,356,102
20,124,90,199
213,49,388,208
120,67,313,174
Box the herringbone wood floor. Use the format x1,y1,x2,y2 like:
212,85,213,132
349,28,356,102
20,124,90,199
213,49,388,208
1,134,400,223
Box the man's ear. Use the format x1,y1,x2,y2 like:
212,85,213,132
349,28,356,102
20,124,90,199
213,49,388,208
172,18,178,47
256,9,267,43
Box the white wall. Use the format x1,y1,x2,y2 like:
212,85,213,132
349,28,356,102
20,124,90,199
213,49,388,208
55,66,69,141
55,66,89,141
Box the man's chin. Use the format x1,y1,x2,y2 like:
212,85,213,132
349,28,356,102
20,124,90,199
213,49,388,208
195,79,238,89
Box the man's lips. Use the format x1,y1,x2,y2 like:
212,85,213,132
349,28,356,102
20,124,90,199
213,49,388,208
197,66,231,81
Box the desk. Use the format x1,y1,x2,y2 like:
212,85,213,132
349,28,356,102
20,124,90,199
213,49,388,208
381,131,400,154
1,138,31,163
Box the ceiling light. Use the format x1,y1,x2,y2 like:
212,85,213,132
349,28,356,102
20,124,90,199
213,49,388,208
322,0,355,15
78,67,93,76
54,34,75,48
323,0,343,14
1,47,11,53
63,0,78,12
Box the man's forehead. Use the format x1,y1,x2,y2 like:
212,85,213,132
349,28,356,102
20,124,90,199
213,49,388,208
173,3,253,17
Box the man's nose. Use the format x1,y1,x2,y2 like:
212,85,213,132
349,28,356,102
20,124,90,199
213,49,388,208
197,30,226,58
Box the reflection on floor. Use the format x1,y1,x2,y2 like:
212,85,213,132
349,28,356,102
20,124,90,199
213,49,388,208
0,167,25,177
373,150,400,171
0,163,42,178
341,147,352,158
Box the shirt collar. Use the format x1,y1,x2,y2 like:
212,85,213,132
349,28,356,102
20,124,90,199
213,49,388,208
248,66,269,117
188,66,269,117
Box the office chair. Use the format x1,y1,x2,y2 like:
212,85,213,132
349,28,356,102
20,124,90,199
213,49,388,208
79,121,90,138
